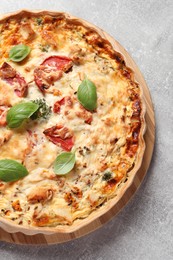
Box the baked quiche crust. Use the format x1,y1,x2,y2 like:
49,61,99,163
0,10,146,234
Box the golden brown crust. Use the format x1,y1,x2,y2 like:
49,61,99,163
0,10,146,235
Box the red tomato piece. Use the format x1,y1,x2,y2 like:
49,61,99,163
53,96,73,114
13,74,28,97
34,56,72,93
50,137,74,152
43,125,74,151
53,98,65,113
0,62,28,97
42,56,72,70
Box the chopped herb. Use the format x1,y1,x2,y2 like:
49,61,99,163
39,44,50,52
36,18,43,25
102,172,112,181
31,98,51,120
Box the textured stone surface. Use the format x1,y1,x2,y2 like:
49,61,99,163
0,0,172,259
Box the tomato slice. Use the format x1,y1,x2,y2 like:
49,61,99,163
34,56,72,93
0,62,28,97
53,96,73,113
13,74,28,97
42,56,72,70
43,125,74,151
49,137,74,152
53,98,65,113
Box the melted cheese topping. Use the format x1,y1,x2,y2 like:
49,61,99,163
0,15,142,227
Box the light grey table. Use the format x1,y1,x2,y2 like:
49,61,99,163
0,0,172,259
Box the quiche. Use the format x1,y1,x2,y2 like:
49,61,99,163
0,10,145,232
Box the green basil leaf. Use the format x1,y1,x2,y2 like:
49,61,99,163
0,159,28,182
77,78,97,111
9,44,31,62
54,152,75,175
7,102,39,128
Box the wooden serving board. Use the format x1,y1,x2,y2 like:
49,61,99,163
0,11,155,245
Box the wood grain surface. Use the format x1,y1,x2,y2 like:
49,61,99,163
0,10,155,245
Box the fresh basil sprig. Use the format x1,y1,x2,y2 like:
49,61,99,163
54,152,75,175
77,78,97,111
0,159,28,182
9,44,31,62
6,102,39,128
